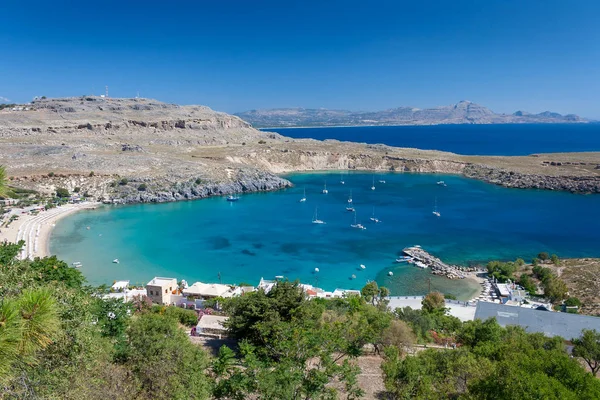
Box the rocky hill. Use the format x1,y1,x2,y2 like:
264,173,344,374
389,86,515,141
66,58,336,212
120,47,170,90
0,97,598,203
235,101,586,128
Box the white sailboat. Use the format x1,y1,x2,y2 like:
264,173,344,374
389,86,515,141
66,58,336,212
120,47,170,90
312,207,325,224
371,176,375,191
347,190,353,203
369,207,381,223
350,211,366,230
322,182,328,194
299,187,307,202
340,173,345,185
432,197,441,217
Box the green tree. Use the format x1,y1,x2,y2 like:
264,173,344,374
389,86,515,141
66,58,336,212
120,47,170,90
55,187,70,198
551,254,560,265
487,260,517,282
518,273,537,295
538,252,550,262
573,329,600,376
0,288,60,382
421,291,445,314
123,312,211,399
544,277,568,303
0,165,8,197
29,255,85,288
361,281,380,305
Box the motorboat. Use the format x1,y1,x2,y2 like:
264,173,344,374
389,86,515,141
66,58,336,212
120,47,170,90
226,195,240,202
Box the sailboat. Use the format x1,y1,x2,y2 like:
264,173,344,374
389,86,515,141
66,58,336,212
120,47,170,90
378,175,386,184
299,187,307,202
312,207,325,224
340,173,345,185
370,207,381,223
347,190,353,203
432,197,441,217
322,182,328,194
351,211,366,230
371,176,375,191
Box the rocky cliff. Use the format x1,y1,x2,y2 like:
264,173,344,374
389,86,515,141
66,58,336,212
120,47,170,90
1,97,598,202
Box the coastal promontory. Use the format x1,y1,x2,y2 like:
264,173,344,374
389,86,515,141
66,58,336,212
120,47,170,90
1,96,599,202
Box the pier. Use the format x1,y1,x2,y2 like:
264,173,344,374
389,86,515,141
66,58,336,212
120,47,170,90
402,246,475,279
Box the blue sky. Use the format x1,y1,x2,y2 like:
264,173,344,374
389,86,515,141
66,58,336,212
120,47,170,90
1,0,599,117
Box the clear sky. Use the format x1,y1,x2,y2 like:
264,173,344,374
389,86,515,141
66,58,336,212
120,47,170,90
1,0,599,117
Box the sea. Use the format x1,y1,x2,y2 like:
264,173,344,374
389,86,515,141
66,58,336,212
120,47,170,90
51,170,600,300
263,124,600,155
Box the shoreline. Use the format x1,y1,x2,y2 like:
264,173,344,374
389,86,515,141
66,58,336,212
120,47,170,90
0,202,101,259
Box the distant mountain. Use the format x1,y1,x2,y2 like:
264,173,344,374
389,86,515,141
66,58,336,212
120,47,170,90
235,101,586,128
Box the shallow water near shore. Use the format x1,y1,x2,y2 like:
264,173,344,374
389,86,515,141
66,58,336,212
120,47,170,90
50,172,600,299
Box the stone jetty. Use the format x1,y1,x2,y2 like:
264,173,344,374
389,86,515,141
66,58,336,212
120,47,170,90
402,246,476,280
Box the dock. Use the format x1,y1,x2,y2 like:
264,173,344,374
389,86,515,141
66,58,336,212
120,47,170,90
402,246,474,280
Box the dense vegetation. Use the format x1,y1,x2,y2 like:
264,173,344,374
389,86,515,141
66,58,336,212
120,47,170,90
1,240,599,399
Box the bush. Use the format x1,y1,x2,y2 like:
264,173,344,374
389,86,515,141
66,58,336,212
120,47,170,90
119,178,128,185
55,187,70,198
195,178,202,185
538,252,550,262
551,254,560,265
152,305,198,327
73,187,80,193
109,181,116,188
48,172,55,177
137,183,147,191
89,171,95,177
258,140,266,144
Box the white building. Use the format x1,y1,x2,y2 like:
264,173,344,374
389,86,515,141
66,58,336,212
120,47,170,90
146,277,178,305
183,282,236,299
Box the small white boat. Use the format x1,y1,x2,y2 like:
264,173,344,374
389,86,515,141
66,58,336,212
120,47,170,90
322,182,328,194
227,195,240,202
369,207,381,223
72,261,82,266
350,211,366,230
275,275,284,280
346,206,355,212
432,197,441,217
312,207,325,224
360,264,366,270
314,267,319,273
299,187,307,202
351,274,356,279
415,261,428,269
347,190,353,203
371,176,375,191
388,271,394,276
378,175,386,184
112,259,119,264
437,181,447,186
340,173,345,185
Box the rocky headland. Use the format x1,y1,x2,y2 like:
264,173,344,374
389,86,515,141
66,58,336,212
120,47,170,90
1,97,599,203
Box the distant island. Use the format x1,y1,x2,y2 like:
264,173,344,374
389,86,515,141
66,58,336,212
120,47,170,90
235,100,586,128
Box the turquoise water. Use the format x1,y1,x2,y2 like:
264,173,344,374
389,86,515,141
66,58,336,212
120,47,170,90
50,172,600,299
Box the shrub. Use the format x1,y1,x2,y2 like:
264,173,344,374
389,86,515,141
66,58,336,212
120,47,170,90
109,181,116,188
55,187,69,198
73,187,80,193
48,172,55,177
538,252,550,262
89,171,95,177
258,140,266,144
119,178,128,185
137,183,147,191
195,178,202,185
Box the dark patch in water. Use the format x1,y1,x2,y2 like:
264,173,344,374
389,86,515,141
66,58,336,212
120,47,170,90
280,243,300,255
209,236,231,250
241,249,256,256
252,243,264,249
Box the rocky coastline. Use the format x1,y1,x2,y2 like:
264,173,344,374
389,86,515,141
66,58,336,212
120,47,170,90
1,97,599,203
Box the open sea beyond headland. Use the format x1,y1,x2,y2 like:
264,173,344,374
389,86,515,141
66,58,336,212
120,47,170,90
264,124,600,156
51,172,600,300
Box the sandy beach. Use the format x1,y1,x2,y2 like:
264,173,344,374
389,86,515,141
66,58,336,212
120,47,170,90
0,202,100,259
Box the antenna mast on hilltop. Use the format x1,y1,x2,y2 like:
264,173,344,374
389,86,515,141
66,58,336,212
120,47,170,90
105,86,109,98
